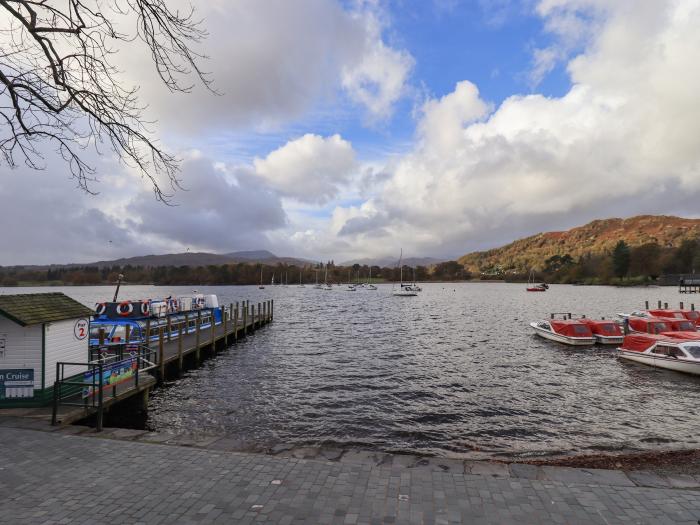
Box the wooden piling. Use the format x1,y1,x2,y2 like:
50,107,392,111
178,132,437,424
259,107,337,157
243,303,248,335
271,299,274,321
158,327,165,383
223,305,228,344
658,300,662,308
211,307,216,350
680,301,684,310
177,320,183,372
645,300,649,310
195,311,201,364
167,316,172,342
234,303,239,341
125,325,131,343
145,319,151,345
98,328,105,347
664,302,668,309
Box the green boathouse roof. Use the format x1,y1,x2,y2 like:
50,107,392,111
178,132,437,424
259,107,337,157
0,293,94,326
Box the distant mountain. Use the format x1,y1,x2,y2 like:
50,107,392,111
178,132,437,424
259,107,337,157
458,215,700,273
341,256,445,268
14,250,315,269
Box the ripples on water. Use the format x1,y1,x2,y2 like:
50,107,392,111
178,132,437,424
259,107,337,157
5,283,700,459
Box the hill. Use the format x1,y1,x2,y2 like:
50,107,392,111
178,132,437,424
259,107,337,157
458,215,700,273
6,250,314,269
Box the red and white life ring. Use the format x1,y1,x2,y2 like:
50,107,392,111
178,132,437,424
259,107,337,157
116,301,133,317
140,301,150,316
95,303,106,315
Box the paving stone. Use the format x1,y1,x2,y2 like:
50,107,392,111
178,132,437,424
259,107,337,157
0,426,699,524
540,466,634,487
508,463,543,480
626,470,673,489
664,474,700,489
319,448,345,461
465,461,509,478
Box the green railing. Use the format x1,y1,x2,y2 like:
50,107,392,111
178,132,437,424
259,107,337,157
51,344,154,431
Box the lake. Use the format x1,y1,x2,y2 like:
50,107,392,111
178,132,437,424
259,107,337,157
3,283,699,459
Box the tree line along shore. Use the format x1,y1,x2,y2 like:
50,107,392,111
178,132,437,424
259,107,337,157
2,239,697,287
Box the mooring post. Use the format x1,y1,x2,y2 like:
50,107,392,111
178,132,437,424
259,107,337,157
680,301,684,310
211,307,216,350
243,303,248,335
262,301,266,325
692,303,696,311
623,318,630,335
158,327,165,383
658,300,662,308
664,302,668,309
178,320,184,372
234,303,239,341
251,303,256,330
645,300,649,310
167,316,172,342
125,325,131,344
98,328,105,347
223,305,228,344
96,363,104,432
271,299,274,321
196,311,202,363
145,319,151,346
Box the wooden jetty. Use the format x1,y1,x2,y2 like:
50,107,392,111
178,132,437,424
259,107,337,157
1,300,273,431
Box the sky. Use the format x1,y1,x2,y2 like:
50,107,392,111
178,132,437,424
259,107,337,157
2,0,700,265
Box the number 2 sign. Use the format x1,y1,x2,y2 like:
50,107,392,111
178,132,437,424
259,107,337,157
74,319,89,340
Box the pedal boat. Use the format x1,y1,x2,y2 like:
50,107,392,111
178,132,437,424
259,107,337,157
529,319,595,345
617,333,700,376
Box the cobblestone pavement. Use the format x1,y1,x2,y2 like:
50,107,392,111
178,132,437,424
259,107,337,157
1,427,699,525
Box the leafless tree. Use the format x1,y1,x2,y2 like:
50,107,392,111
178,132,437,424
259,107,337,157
0,0,212,200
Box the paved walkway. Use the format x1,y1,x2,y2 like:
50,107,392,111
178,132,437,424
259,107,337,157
0,427,699,524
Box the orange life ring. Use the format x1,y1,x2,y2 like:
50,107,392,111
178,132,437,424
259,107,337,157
95,303,106,315
117,301,133,316
140,301,150,316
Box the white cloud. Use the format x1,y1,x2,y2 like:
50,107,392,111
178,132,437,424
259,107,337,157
330,0,700,259
120,0,413,131
253,134,357,204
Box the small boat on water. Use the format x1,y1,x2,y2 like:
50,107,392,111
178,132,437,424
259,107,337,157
578,318,624,344
526,270,548,292
647,308,700,326
618,315,673,335
393,249,418,297
259,267,265,289
617,333,700,375
364,266,377,290
529,318,595,345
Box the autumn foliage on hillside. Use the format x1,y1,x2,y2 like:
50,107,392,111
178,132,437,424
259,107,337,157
459,215,700,281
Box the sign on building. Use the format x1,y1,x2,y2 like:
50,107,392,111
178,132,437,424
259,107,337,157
0,369,34,399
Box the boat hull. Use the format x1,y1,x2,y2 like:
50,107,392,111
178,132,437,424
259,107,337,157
530,323,595,346
593,334,625,345
618,350,700,375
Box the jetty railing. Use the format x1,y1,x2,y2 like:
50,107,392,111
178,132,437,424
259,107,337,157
52,343,155,431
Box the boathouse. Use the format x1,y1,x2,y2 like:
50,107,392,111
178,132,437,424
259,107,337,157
0,293,94,407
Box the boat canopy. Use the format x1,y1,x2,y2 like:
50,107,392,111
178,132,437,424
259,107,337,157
628,317,672,334
659,331,700,341
665,319,697,332
579,319,623,335
550,320,593,337
620,333,666,352
648,309,686,319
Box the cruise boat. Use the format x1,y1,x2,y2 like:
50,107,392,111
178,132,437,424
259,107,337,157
617,333,700,375
578,318,624,344
90,294,222,350
529,319,595,345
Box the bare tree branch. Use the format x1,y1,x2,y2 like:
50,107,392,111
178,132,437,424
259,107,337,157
0,0,213,201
